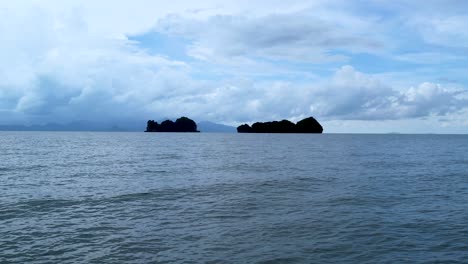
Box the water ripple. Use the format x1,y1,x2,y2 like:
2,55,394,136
0,132,467,263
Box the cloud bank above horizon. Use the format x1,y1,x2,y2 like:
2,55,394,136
1,0,468,133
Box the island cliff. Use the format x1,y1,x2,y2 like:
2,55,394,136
145,117,199,132
237,117,323,133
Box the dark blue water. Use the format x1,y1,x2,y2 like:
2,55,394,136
1,132,467,263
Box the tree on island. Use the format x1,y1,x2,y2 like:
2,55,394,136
237,117,323,133
295,117,323,133
145,117,199,132
237,124,253,133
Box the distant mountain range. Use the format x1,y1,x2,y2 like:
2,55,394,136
197,121,236,133
0,120,237,133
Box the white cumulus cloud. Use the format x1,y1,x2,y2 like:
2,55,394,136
0,0,467,133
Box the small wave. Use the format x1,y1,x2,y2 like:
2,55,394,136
23,164,49,171
20,198,78,208
0,166,14,172
141,169,169,174
0,198,81,220
109,192,153,203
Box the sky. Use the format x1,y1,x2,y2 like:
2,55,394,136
1,0,468,133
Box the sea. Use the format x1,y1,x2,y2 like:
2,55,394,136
0,132,467,263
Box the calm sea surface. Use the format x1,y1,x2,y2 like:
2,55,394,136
0,132,467,263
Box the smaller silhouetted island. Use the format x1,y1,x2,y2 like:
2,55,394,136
237,117,323,133
146,117,199,132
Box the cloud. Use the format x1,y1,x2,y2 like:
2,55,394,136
395,52,464,64
396,82,466,118
0,6,191,124
140,66,468,123
409,15,468,48
378,1,468,48
308,66,468,120
156,10,383,63
0,0,467,133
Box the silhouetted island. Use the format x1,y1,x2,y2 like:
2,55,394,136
145,117,199,132
237,117,323,133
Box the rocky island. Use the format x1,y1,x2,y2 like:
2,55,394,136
145,117,199,132
237,117,323,133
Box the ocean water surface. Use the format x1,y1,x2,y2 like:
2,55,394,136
0,132,467,263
